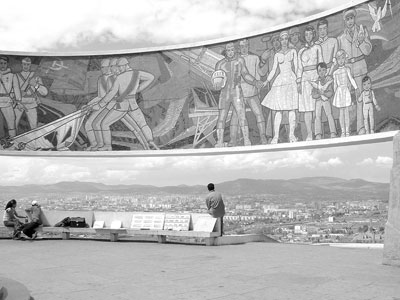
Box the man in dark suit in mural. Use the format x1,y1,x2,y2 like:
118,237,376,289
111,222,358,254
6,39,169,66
91,57,158,150
337,8,372,135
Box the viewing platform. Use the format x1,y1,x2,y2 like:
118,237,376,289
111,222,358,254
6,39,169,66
1,239,399,300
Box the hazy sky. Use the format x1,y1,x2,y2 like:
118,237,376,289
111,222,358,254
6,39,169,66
0,0,394,186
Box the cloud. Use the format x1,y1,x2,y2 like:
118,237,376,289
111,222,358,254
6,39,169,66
376,156,393,167
319,157,343,168
357,156,392,167
0,0,350,52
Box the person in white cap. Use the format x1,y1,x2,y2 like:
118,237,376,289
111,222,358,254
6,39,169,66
337,8,372,136
15,57,48,132
0,56,21,138
19,200,42,239
92,57,159,150
84,58,112,150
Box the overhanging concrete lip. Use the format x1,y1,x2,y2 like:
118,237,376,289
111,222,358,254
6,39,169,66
0,131,396,158
0,0,368,56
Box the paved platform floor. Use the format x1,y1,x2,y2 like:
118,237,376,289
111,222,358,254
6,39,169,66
1,239,400,300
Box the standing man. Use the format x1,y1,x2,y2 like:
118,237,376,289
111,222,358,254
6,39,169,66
15,57,48,132
212,42,263,147
92,57,158,150
228,39,268,146
0,56,21,138
337,8,372,135
205,183,225,236
315,18,339,139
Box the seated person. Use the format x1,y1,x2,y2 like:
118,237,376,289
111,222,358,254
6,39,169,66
2,199,27,239
19,201,42,240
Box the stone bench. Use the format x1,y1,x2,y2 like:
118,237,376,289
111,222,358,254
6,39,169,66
1,210,222,245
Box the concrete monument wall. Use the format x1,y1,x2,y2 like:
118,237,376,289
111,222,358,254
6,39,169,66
0,0,398,153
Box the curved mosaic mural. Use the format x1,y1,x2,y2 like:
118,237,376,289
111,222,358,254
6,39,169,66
0,0,399,152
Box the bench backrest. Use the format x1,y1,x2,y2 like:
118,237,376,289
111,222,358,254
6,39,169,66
40,210,94,227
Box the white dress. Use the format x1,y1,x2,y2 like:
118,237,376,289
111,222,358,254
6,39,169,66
332,66,358,108
261,49,299,111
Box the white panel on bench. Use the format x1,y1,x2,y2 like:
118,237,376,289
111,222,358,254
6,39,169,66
93,221,105,229
164,214,190,231
193,216,217,232
110,220,122,229
130,214,165,230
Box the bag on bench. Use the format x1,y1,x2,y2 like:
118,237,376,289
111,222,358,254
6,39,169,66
69,217,87,228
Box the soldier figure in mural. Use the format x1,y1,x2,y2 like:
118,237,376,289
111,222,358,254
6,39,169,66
0,56,21,138
228,39,268,146
261,31,299,144
91,57,159,150
15,57,48,133
338,8,372,135
297,25,323,141
84,58,112,150
212,42,263,148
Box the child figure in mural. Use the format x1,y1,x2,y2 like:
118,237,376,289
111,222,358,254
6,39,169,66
311,62,336,139
212,42,263,148
297,25,323,141
358,75,380,134
261,31,299,144
332,49,358,137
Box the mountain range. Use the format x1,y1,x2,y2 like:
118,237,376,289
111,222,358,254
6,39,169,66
0,177,389,202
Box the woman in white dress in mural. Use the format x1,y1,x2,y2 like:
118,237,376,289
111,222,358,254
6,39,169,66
297,25,323,141
261,31,299,144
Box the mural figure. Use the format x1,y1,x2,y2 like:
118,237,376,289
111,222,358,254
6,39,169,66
15,57,48,133
0,56,21,138
289,27,304,52
338,8,372,135
297,25,323,141
261,31,299,144
212,42,263,147
332,49,358,137
228,39,268,146
260,34,281,141
311,62,336,139
84,58,112,150
358,75,380,134
0,0,399,153
91,57,159,150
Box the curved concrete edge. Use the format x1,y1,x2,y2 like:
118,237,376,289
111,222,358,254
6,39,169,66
314,243,384,249
0,130,396,158
213,234,279,246
0,0,368,56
